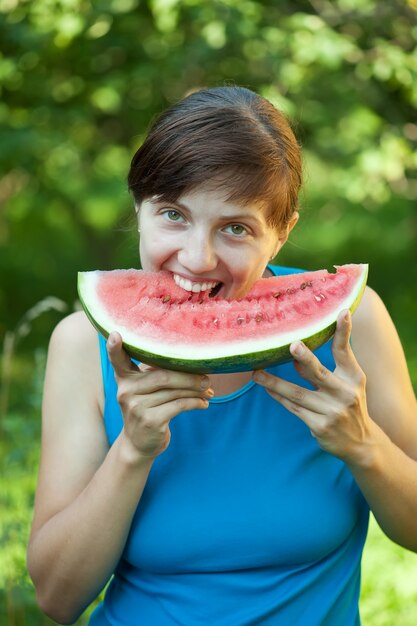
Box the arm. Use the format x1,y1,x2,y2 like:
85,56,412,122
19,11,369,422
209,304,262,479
345,287,417,549
27,312,212,624
252,287,417,551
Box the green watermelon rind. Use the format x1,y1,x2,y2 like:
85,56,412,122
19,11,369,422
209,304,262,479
78,266,368,374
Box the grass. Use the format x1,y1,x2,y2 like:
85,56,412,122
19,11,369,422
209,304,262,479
1,305,417,625
361,518,417,625
3,405,417,626
2,496,417,625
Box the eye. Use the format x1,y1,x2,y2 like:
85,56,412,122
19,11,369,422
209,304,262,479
162,209,184,222
224,224,248,236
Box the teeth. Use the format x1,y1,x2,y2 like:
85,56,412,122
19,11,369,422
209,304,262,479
173,274,218,293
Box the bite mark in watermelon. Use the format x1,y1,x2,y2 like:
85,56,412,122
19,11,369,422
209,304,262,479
77,264,368,373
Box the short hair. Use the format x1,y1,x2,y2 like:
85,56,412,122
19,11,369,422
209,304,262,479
127,86,302,229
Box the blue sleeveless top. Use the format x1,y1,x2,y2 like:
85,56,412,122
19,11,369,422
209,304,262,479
89,265,369,626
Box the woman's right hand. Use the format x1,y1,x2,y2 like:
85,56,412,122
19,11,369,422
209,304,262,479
107,331,213,460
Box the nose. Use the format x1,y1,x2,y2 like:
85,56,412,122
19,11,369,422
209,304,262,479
177,231,218,274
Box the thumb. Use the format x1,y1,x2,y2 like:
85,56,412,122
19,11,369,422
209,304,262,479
107,331,138,377
332,310,357,372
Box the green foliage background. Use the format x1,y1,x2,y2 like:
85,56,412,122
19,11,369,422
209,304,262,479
1,0,416,624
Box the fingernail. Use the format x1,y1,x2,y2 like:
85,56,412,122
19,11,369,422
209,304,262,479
344,310,350,322
201,376,210,389
108,334,116,347
205,388,215,398
292,342,304,357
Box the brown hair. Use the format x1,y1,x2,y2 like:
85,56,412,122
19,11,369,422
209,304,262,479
127,86,302,229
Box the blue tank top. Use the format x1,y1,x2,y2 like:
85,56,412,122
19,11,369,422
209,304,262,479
89,265,369,626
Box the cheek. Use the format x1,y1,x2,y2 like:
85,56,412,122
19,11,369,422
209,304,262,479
237,250,271,278
140,233,177,270
230,258,269,295
139,238,158,269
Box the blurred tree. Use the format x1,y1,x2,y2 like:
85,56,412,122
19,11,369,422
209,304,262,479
1,2,417,624
1,0,416,372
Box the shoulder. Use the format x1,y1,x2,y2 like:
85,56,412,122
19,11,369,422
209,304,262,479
350,286,417,455
351,285,386,326
46,311,104,413
50,309,98,346
350,285,402,358
350,284,401,365
33,313,108,535
48,310,102,369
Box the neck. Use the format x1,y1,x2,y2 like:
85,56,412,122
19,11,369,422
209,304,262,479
208,371,253,397
206,265,273,396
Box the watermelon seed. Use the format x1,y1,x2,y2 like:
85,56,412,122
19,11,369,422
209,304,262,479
237,316,245,325
286,288,296,294
314,293,326,302
255,313,263,323
273,291,284,298
162,295,171,303
300,281,313,290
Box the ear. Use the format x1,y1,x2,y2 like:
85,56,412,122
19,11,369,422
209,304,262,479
281,211,299,242
270,211,300,261
272,211,299,257
134,203,141,232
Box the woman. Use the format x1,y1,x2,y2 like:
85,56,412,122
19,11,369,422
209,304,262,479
28,86,417,625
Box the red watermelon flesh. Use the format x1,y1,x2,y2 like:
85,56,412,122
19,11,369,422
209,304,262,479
78,264,368,372
93,265,364,345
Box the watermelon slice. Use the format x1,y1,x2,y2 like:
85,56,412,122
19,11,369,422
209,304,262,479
78,264,368,373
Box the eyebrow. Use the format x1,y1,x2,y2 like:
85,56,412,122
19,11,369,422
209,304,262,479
151,197,265,225
149,197,193,213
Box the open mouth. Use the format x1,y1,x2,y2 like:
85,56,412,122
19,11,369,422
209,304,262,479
209,282,222,297
173,274,223,297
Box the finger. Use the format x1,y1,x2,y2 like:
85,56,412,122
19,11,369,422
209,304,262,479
147,396,210,423
261,385,321,430
289,342,338,391
107,331,139,377
137,367,211,395
332,310,365,384
136,386,214,410
252,370,325,414
331,310,356,368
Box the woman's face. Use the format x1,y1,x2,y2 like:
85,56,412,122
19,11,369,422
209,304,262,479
137,185,297,300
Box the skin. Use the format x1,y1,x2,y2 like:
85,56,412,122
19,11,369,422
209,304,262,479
27,183,417,624
137,186,295,300
137,186,298,395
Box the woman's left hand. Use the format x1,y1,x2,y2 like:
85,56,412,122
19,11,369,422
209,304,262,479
252,309,374,464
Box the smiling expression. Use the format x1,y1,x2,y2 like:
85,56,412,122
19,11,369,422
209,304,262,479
137,185,298,300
